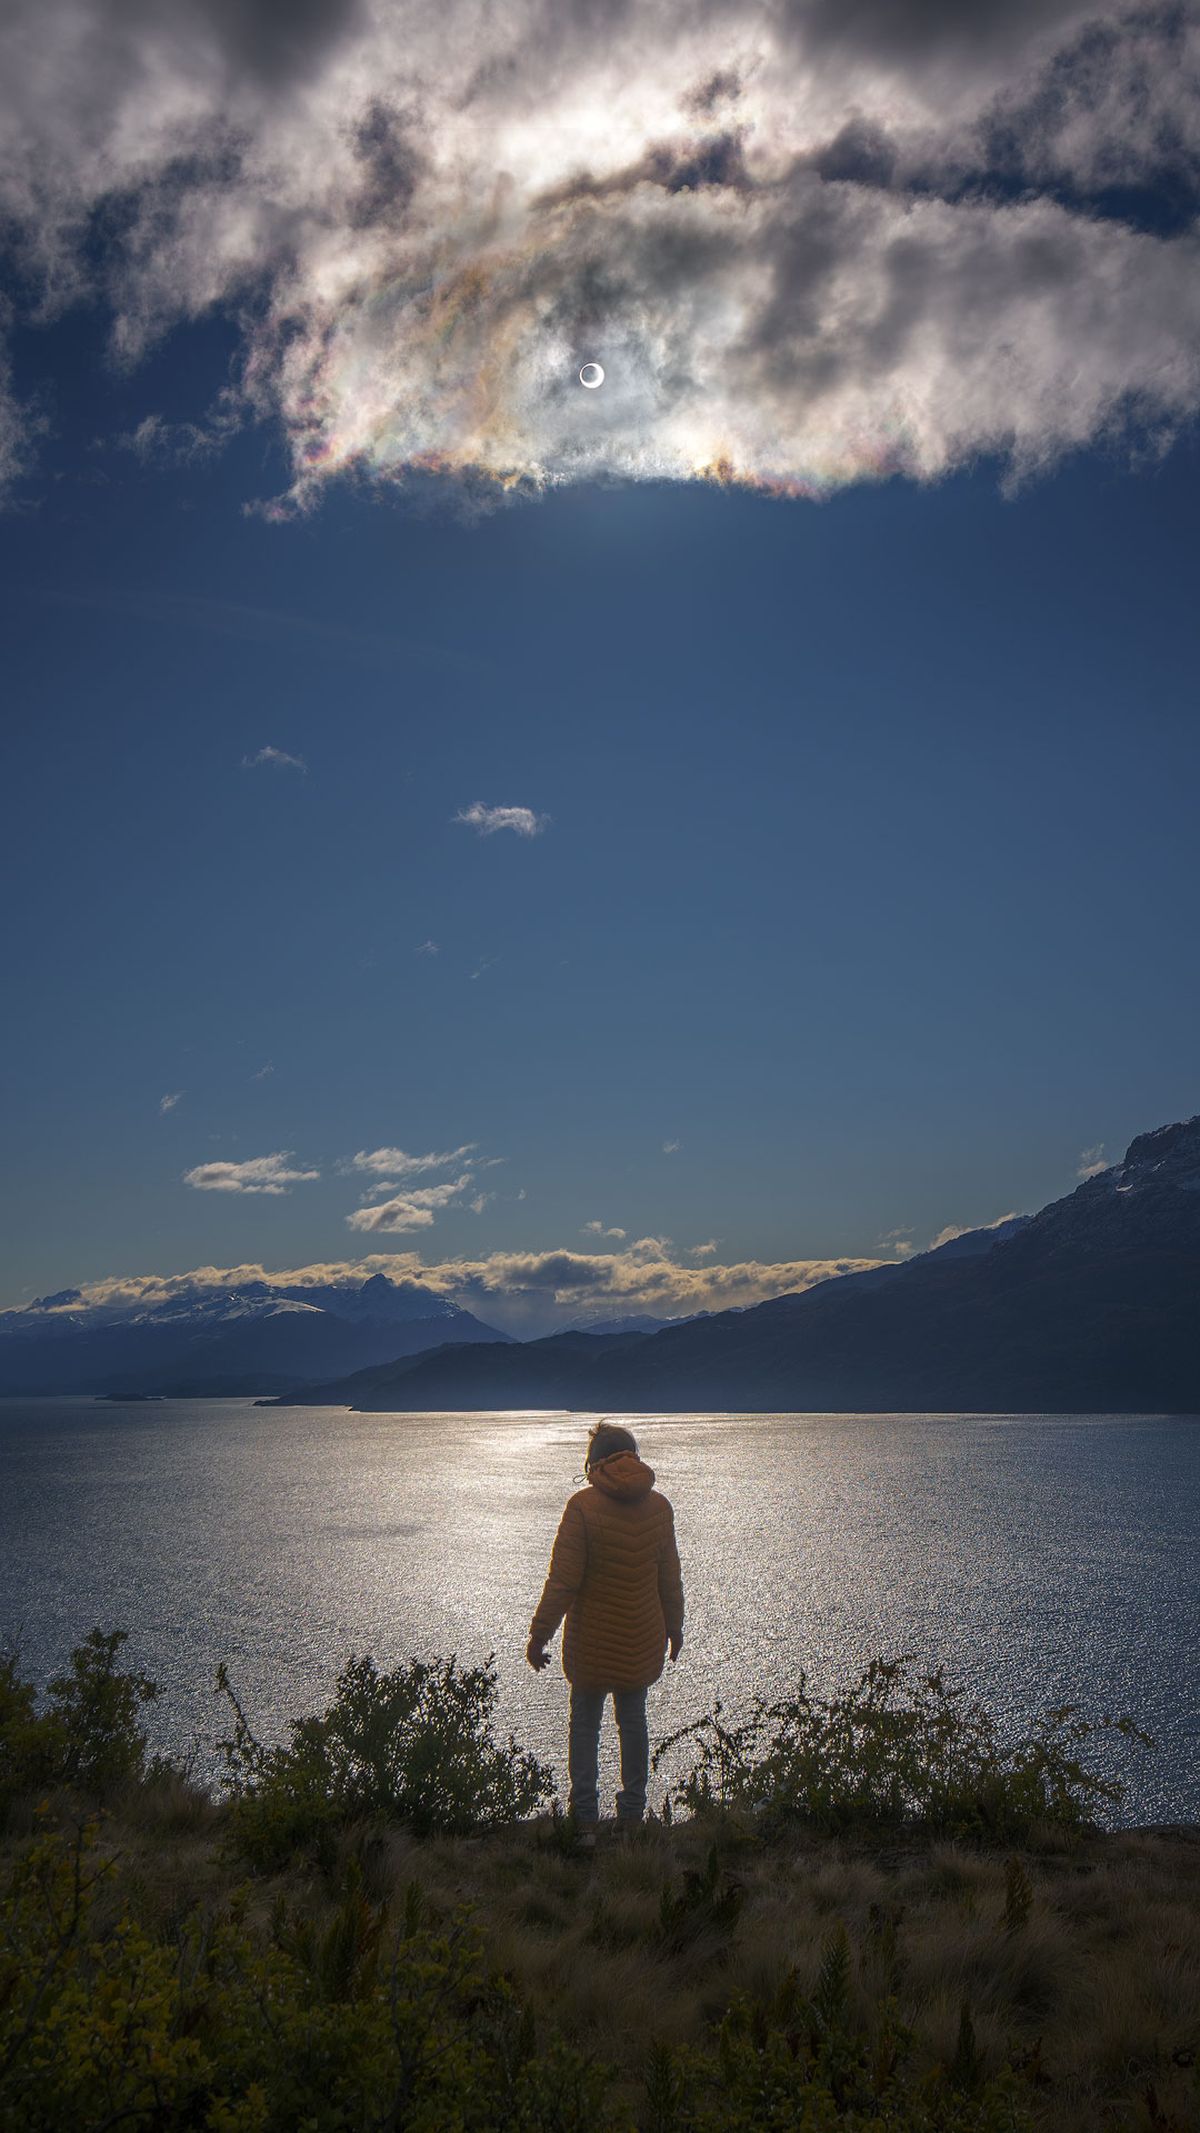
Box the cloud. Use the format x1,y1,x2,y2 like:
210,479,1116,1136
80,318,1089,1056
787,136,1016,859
582,1220,627,1239
689,1239,719,1256
158,1091,183,1114
252,1061,274,1080
347,1174,472,1232
880,1226,916,1260
119,407,236,465
30,1240,885,1336
1077,1143,1108,1179
928,1210,1023,1249
0,348,42,504
455,803,548,838
242,745,307,772
469,1192,493,1214
182,1152,319,1194
662,1139,681,1155
3,3,1200,507
351,1144,475,1182
416,940,440,956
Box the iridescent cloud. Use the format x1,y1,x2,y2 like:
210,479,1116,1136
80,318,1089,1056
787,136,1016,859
2,0,1199,506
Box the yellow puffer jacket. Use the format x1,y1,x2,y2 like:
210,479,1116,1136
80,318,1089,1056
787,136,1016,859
530,1451,685,1692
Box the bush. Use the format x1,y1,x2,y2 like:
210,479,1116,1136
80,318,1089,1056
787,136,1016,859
0,1630,158,1824
45,1627,159,1788
653,1655,1154,1842
0,1820,619,2132
217,1650,556,1866
0,1648,53,1819
642,1923,1034,2131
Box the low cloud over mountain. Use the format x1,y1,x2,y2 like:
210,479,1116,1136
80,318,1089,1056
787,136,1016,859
2,1240,883,1347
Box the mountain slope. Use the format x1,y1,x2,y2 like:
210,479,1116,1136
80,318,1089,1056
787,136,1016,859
281,1117,1200,1413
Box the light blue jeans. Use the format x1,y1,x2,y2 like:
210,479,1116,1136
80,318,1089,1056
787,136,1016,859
568,1685,649,1825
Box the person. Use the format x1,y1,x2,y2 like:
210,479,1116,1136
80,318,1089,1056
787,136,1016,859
526,1420,684,1843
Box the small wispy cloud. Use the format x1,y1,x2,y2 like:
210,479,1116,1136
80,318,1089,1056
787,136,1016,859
455,802,547,838
469,1192,493,1215
416,940,440,956
182,1152,319,1195
242,745,307,773
689,1240,719,1258
119,409,235,466
158,1091,183,1115
352,1144,475,1182
582,1220,627,1240
1077,1144,1108,1179
662,1139,681,1155
252,1062,274,1081
880,1226,916,1261
347,1175,472,1233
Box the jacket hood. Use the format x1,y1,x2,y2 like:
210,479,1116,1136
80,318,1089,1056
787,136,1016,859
589,1450,656,1501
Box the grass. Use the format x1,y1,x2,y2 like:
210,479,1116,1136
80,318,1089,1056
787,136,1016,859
7,1785,1195,2129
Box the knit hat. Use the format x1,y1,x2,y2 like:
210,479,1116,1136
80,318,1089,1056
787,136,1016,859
585,1420,639,1469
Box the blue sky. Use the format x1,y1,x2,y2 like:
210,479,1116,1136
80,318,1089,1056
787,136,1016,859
1,0,1198,1331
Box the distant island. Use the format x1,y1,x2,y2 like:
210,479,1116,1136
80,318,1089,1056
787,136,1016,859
266,1115,1200,1415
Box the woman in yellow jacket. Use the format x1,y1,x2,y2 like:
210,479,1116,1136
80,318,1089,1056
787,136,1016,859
527,1421,684,1838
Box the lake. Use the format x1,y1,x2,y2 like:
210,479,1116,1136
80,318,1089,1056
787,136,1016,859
1,1399,1196,1825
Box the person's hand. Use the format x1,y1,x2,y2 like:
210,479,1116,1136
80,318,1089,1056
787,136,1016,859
668,1632,683,1664
526,1638,551,1672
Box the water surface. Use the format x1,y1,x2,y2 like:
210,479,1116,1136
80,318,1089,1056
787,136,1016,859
1,1400,1196,1824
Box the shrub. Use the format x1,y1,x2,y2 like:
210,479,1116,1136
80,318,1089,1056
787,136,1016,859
642,1922,1035,2131
653,1655,1154,1842
658,1843,744,1954
0,1629,158,1824
0,1820,620,2132
217,1650,556,1866
0,1647,54,1820
45,1627,158,1788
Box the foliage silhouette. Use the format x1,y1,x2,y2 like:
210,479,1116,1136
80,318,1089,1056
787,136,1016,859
0,1629,158,1823
216,1649,555,1865
654,1655,1153,1840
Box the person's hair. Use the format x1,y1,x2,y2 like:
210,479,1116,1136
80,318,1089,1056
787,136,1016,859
585,1420,638,1470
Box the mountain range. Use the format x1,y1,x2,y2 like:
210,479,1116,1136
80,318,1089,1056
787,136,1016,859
7,1113,1197,1410
0,1273,508,1397
271,1115,1200,1413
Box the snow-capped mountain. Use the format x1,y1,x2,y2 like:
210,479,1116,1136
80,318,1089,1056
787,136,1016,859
0,1274,509,1397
